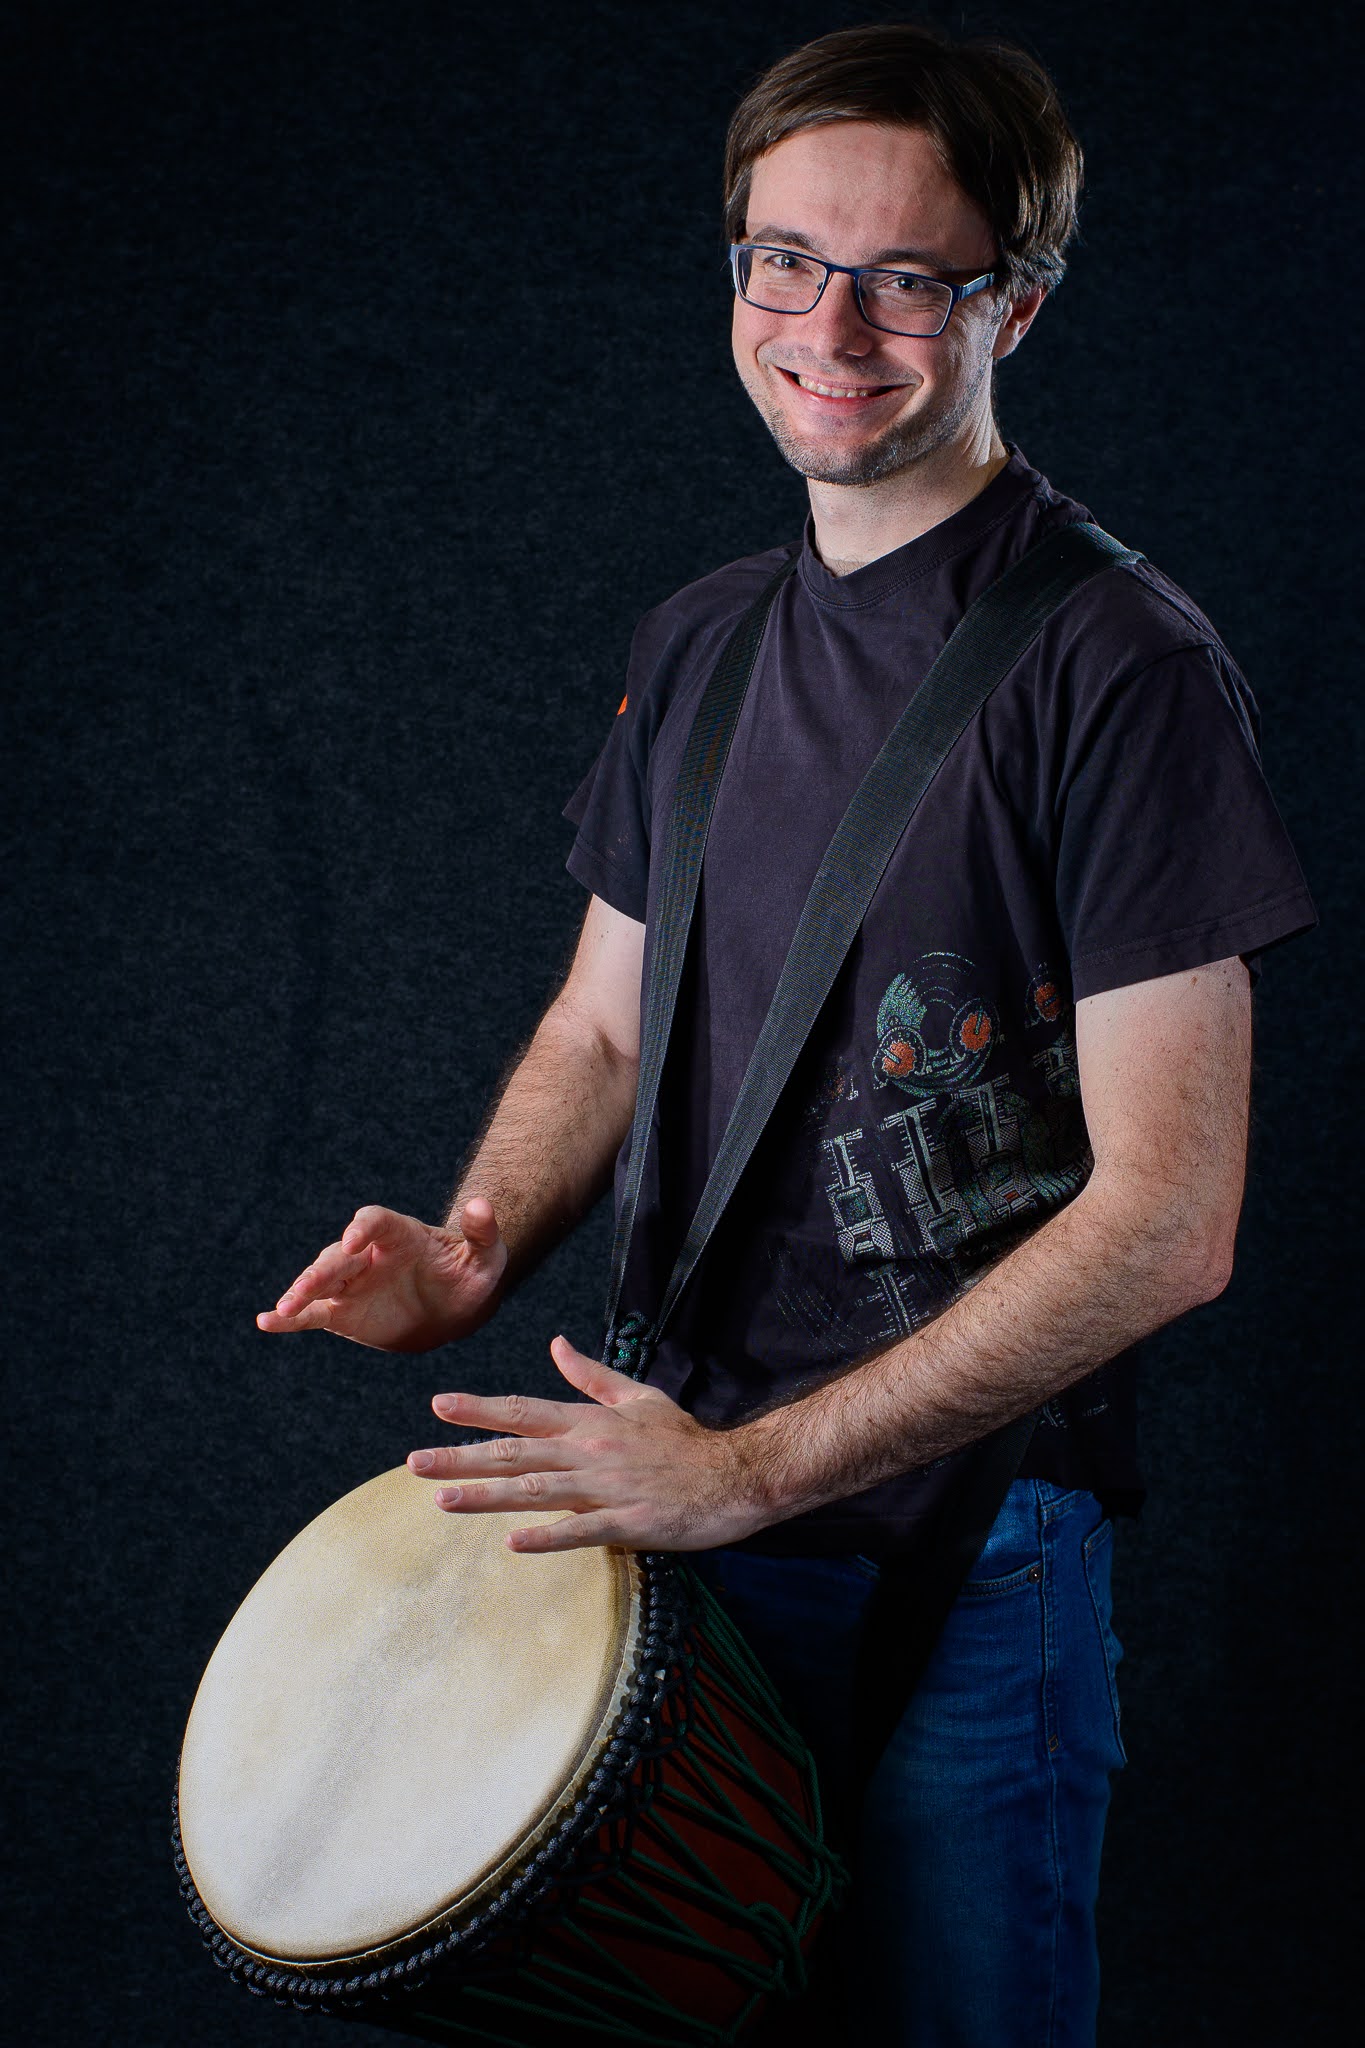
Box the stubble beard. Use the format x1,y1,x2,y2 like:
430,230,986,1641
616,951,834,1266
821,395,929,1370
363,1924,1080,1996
751,358,991,488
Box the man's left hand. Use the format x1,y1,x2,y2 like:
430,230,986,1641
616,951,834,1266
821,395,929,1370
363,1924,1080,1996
406,1336,772,1553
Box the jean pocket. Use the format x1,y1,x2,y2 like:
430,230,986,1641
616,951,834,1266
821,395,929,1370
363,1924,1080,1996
960,1563,1045,1599
961,1478,1045,1593
1082,1518,1127,1764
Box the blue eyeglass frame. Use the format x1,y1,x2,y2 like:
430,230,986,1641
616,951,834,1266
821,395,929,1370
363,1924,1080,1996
729,242,997,339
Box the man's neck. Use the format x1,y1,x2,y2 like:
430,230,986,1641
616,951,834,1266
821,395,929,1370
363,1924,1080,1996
808,421,1011,578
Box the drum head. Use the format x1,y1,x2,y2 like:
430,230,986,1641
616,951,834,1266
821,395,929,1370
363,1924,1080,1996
177,1468,640,1967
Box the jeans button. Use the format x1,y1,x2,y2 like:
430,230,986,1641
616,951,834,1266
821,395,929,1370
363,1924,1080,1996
1027,1565,1042,1582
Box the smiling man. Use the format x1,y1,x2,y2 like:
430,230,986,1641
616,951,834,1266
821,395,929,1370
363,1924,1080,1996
260,23,1314,2044
732,122,1026,502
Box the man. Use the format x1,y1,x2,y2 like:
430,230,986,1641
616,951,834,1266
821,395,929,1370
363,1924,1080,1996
259,23,1314,2044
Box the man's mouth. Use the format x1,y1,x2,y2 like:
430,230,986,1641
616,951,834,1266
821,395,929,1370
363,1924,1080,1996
776,367,910,403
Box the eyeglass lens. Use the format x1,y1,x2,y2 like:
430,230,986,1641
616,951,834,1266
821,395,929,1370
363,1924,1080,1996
735,246,955,337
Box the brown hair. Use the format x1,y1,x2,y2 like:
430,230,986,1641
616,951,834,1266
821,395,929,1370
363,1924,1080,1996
723,22,1083,299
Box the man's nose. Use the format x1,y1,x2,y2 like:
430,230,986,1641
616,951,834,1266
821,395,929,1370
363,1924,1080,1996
799,270,875,355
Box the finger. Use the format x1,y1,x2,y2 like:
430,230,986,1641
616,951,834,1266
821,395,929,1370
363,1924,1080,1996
429,1472,601,1514
272,1241,370,1316
257,1298,343,1334
430,1389,578,1436
549,1334,640,1407
456,1196,502,1251
506,1511,624,1554
340,1205,413,1257
407,1438,581,1479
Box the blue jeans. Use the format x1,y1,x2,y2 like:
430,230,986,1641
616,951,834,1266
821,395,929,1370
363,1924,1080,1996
691,1480,1126,2047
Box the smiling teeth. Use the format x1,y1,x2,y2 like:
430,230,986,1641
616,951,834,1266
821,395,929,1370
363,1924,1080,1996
794,375,888,397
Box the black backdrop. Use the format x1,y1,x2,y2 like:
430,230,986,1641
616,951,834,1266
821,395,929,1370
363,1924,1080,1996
5,1,1361,2041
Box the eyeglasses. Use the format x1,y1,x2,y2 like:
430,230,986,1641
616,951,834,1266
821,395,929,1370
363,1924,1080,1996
730,243,996,339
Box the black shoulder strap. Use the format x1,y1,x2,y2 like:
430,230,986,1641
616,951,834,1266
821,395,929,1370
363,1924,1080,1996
605,519,1141,1366
603,551,798,1365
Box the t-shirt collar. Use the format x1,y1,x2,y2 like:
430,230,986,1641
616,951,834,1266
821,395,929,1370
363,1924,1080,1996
798,446,1040,608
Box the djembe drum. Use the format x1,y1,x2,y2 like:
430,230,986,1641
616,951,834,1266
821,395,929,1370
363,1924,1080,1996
173,1467,844,2045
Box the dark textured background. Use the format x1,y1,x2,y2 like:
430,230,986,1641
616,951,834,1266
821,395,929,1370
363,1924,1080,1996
5,1,1360,2041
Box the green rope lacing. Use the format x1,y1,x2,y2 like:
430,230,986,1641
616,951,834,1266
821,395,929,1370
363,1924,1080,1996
385,1589,845,2045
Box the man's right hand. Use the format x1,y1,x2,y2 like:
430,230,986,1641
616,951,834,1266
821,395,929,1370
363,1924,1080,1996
255,1198,508,1353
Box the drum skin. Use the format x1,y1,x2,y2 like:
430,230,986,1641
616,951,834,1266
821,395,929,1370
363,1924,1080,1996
177,1468,641,1965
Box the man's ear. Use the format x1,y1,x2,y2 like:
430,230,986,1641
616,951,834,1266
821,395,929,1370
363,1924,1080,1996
992,284,1047,361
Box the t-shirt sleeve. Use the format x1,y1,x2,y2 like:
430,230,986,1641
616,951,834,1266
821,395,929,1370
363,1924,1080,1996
563,690,651,923
561,549,791,926
560,602,667,925
1055,642,1316,1000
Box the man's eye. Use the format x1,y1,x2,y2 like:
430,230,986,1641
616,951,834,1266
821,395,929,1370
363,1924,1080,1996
882,272,932,293
759,250,815,276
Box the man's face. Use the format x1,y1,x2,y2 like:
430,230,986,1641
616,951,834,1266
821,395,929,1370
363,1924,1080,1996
732,121,1032,487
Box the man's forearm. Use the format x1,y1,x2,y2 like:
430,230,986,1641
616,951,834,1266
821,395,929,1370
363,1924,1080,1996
445,999,638,1286
739,1170,1237,1523
409,963,1254,1555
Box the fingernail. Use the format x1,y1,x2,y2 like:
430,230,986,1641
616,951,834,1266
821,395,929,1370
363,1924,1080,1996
409,1451,434,1472
435,1487,462,1508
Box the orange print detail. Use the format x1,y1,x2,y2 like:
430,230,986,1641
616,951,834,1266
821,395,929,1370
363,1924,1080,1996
617,694,628,716
960,1011,993,1052
882,1040,917,1078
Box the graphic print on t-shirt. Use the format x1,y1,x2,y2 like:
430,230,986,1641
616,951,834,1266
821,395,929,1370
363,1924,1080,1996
799,954,1093,1359
873,951,999,1097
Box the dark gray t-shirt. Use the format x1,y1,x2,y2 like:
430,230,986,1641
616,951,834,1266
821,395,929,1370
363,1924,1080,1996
565,451,1315,1552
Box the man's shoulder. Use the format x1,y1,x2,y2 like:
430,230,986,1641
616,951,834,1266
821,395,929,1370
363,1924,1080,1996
1088,548,1222,647
633,541,797,649
1003,457,1238,674
1028,533,1264,761
1049,529,1243,687
621,541,798,720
